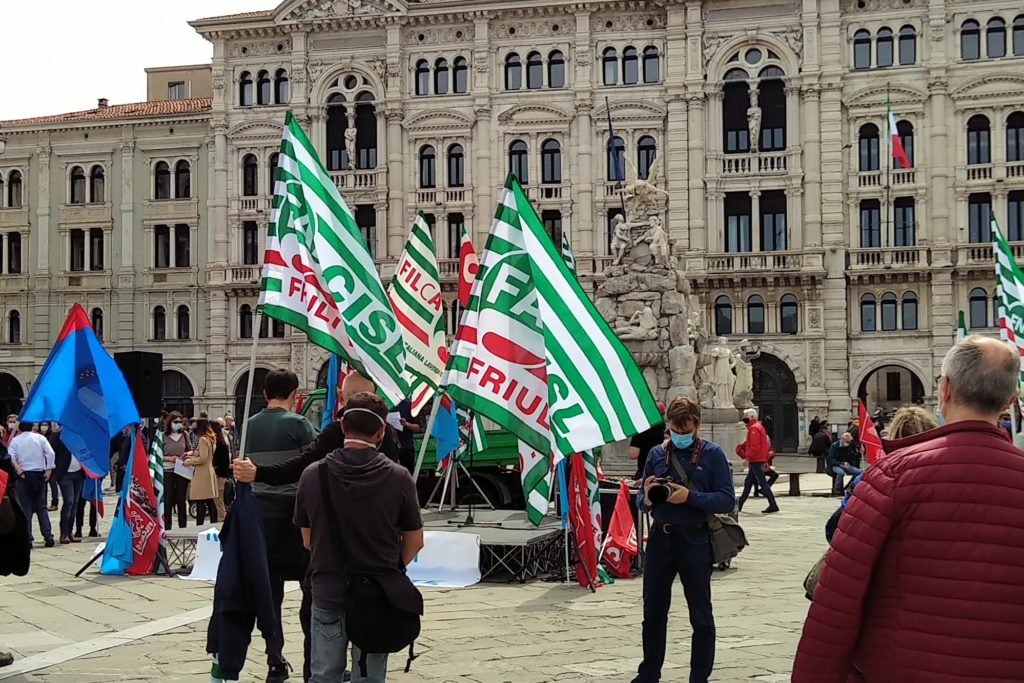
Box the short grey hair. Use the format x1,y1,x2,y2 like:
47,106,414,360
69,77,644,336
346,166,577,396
743,408,758,420
941,335,1020,414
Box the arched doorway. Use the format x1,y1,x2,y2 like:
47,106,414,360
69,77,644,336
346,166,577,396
857,365,925,419
0,372,24,419
752,354,799,453
235,369,269,418
162,370,195,418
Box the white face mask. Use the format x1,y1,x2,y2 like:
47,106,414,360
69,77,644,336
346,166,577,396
39,425,49,434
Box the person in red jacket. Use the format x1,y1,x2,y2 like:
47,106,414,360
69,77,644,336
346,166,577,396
735,408,779,513
793,335,1024,682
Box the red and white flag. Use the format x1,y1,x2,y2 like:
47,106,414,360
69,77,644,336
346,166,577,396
602,480,637,579
126,431,161,575
457,224,479,308
888,103,910,169
859,399,885,466
568,453,600,588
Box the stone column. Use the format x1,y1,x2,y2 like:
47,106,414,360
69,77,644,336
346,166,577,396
706,190,723,252
385,106,406,258
927,75,951,244
787,187,804,250
118,140,135,272
213,123,229,267
666,92,689,252
687,92,708,252
575,98,595,256
750,190,761,251
801,83,823,248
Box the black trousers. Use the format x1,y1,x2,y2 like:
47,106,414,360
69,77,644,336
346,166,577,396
738,462,778,510
637,529,715,683
194,499,218,526
266,576,312,680
164,472,189,529
75,498,98,534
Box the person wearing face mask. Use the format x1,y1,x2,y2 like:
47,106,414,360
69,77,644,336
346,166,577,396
47,423,84,544
183,414,219,526
735,408,780,514
634,397,737,683
162,411,190,530
35,422,60,512
1,415,17,448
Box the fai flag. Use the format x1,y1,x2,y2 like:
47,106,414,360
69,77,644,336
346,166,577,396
888,102,910,170
603,480,637,578
859,399,885,466
568,453,599,589
20,304,140,476
457,224,479,309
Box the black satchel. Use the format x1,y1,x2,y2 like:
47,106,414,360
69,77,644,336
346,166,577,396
316,460,422,675
668,449,748,566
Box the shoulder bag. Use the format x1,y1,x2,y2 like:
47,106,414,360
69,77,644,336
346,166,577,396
668,448,748,566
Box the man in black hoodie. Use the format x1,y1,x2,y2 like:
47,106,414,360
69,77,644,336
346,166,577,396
294,391,423,683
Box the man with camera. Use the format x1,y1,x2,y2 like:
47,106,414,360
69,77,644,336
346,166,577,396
634,397,737,683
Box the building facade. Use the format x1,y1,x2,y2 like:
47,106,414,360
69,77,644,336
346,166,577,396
1,0,1023,449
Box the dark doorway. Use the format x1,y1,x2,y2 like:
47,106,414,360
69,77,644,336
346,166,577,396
0,372,24,420
235,368,269,418
162,370,195,417
857,365,925,415
752,353,799,453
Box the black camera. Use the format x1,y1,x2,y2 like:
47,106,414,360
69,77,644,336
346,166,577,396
647,477,672,505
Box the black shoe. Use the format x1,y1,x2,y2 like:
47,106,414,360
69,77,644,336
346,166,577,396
88,529,99,538
48,504,58,511
343,672,351,682
762,506,780,514
74,529,83,539
44,537,56,547
0,651,13,667
266,659,291,683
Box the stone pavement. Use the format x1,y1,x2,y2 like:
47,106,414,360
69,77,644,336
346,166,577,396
0,493,837,683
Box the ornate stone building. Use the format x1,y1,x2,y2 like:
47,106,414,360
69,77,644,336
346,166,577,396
1,0,1023,450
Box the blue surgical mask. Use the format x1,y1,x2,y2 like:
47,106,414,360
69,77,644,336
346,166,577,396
670,431,695,449
171,422,183,432
1003,421,1012,429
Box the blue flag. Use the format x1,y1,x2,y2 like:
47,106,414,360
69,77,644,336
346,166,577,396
100,428,136,575
20,304,141,476
557,459,570,529
432,395,460,469
322,354,340,430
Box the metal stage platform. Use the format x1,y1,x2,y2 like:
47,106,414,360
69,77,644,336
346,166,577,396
422,509,564,584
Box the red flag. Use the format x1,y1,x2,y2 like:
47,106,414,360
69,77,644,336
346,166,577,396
125,431,161,576
603,480,637,578
568,453,599,588
0,469,8,501
859,400,885,466
457,225,479,308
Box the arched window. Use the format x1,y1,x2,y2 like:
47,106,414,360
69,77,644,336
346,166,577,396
548,50,565,89
876,27,894,67
505,53,522,90
637,136,657,179
970,287,989,328
1007,112,1024,162
453,57,469,94
242,154,258,196
447,144,464,188
526,52,543,89
154,161,171,200
8,171,22,208
860,294,877,332
509,140,528,183
90,308,103,340
259,315,269,338
902,292,918,330
853,29,872,69
239,71,253,106
271,319,285,338
415,59,430,96
747,295,765,334
780,294,799,334
274,69,289,104
608,135,625,181
622,46,639,85
723,68,748,81
419,145,436,189
714,296,733,336
1014,15,1024,56
256,70,271,105
269,152,280,194
541,139,561,184
899,25,917,65
174,160,190,199
89,165,104,203
325,93,348,171
69,166,86,204
967,115,991,165
859,124,880,171
962,20,981,60
239,304,254,339
8,311,20,344
434,58,449,95
988,17,1007,58
881,292,898,331
176,305,190,340
153,306,166,341
354,91,377,170
643,46,660,83
603,47,618,85
897,120,914,167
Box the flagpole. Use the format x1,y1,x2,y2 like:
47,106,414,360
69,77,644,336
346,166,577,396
605,96,629,226
411,395,442,481
884,83,892,250
236,311,264,460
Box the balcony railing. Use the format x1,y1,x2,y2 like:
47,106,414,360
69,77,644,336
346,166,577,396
857,171,882,188
437,258,459,278
967,164,993,181
721,151,788,177
891,168,916,185
229,266,259,284
538,184,564,200
415,190,437,204
706,251,803,273
848,246,928,269
958,241,1024,266
239,197,267,213
328,170,377,191
1007,162,1024,178
445,189,467,203
0,207,29,228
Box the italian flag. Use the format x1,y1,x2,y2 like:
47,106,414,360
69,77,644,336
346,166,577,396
888,102,910,169
259,112,408,407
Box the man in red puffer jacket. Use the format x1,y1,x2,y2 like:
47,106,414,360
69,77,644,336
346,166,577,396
793,335,1024,682
736,408,779,513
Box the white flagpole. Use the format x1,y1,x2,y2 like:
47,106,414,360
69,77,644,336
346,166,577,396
236,311,264,460
411,395,442,481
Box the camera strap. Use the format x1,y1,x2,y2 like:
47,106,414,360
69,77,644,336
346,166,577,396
669,449,698,490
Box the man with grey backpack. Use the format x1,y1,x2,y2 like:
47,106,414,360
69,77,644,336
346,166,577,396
294,391,424,683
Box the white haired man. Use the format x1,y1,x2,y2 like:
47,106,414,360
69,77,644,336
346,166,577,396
736,408,779,513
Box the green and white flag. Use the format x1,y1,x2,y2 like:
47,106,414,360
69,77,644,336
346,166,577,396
517,440,553,526
561,229,576,274
260,112,407,407
147,430,167,572
955,310,968,344
389,212,445,416
993,215,1024,358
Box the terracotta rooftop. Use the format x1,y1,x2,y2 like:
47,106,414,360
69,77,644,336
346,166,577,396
0,98,213,128
195,9,274,21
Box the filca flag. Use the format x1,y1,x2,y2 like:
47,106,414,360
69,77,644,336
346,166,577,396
20,304,140,477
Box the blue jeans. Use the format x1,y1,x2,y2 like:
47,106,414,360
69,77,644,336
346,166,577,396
16,471,53,543
737,462,778,510
58,470,85,536
637,529,715,683
832,464,862,491
310,605,388,683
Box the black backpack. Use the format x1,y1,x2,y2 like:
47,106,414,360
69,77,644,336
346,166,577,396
316,460,422,675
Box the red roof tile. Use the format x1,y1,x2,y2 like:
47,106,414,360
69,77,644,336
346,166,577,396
0,98,213,127
195,9,274,21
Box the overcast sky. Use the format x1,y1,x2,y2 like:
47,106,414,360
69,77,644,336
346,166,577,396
1,1,276,121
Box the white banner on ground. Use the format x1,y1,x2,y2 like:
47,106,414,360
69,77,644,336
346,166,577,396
407,531,481,588
178,528,221,582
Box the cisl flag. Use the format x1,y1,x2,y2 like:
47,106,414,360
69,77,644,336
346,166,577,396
603,480,637,578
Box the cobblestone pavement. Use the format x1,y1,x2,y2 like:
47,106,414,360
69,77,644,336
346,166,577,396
0,492,837,683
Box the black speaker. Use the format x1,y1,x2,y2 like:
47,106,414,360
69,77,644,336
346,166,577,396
114,351,163,417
